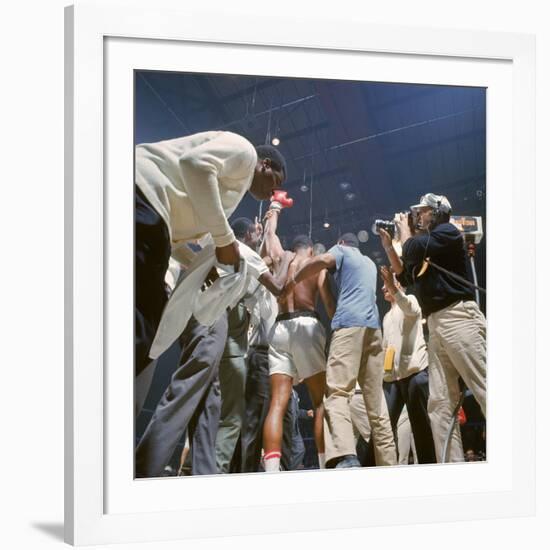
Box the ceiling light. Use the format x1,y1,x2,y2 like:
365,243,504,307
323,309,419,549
300,184,309,192
323,221,330,229
357,230,369,243
271,137,280,146
344,192,356,201
339,181,351,190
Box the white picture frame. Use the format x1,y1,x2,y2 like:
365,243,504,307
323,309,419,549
65,0,535,545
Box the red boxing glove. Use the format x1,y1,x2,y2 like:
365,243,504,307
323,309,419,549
270,189,294,210
458,407,467,425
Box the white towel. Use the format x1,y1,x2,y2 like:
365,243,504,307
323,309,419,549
148,241,267,359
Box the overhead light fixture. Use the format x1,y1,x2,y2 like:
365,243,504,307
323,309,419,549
271,137,280,146
344,192,356,201
300,184,309,192
357,230,369,243
323,208,330,229
339,181,351,190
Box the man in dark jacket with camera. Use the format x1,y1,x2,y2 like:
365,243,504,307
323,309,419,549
380,193,486,463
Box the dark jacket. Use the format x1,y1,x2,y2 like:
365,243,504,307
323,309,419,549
397,223,474,317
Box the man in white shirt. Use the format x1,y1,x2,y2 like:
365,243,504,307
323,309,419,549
379,266,436,464
134,131,286,383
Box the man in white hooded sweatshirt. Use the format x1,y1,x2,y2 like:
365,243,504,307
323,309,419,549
134,131,287,476
134,131,286,384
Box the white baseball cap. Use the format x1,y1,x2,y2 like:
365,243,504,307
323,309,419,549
410,193,452,213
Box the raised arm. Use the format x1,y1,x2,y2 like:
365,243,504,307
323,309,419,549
259,250,295,297
393,290,422,317
379,228,404,275
260,209,285,264
380,265,420,317
317,268,336,319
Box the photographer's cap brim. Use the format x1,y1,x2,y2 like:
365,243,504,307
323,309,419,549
410,193,451,213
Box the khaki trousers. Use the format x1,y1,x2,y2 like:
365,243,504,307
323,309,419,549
427,300,486,463
324,327,396,465
350,391,372,442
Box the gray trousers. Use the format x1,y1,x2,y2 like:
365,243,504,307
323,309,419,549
215,354,247,473
135,314,228,477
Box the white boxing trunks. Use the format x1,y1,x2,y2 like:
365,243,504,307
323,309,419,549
268,310,327,382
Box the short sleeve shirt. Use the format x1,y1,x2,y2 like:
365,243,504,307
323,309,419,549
237,241,269,280
328,245,380,331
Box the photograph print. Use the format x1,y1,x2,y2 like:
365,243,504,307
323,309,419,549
133,70,487,478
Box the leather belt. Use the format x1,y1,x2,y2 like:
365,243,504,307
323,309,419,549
275,310,320,322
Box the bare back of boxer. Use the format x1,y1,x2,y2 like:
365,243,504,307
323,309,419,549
279,252,318,312
262,210,334,316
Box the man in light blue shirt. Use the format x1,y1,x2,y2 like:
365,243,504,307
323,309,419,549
328,241,380,332
283,233,396,468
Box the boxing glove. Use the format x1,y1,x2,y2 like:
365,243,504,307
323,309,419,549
270,189,294,211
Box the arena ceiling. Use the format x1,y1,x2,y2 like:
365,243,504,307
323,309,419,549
135,70,486,313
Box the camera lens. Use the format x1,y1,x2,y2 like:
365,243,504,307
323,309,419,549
372,219,396,239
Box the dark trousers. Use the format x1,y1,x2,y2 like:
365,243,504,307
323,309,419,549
135,186,171,377
135,314,228,477
239,346,302,472
383,369,436,464
282,390,306,470
240,347,271,472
